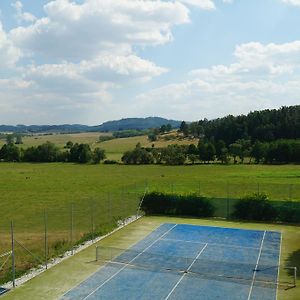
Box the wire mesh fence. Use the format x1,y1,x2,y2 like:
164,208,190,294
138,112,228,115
0,189,141,286
128,181,300,202
0,181,299,287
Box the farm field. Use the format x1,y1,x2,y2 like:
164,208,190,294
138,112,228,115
2,216,300,300
0,131,198,161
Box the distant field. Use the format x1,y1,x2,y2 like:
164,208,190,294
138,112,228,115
0,131,198,160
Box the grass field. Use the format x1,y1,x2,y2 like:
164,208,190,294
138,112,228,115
2,216,300,300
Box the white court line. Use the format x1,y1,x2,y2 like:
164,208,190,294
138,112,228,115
247,230,266,300
276,232,282,300
162,238,260,250
164,243,208,300
83,224,177,300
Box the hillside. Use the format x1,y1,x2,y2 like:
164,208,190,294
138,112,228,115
93,117,181,132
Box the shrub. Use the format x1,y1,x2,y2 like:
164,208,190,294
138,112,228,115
232,193,277,221
141,192,215,217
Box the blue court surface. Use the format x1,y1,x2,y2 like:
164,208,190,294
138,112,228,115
0,287,9,296
62,223,281,300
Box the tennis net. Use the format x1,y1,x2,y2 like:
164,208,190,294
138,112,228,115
95,246,296,289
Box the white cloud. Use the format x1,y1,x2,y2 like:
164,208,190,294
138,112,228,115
11,1,36,23
0,22,22,68
179,0,215,10
135,41,300,121
281,0,300,7
10,0,190,61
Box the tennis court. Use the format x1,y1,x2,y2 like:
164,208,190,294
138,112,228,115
62,223,281,300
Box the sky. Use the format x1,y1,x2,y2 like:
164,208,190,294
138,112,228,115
0,0,300,125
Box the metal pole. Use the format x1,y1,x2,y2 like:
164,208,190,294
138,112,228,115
289,184,292,201
44,209,48,270
10,221,15,288
70,203,74,255
108,193,112,225
257,182,260,194
91,202,94,242
226,182,229,219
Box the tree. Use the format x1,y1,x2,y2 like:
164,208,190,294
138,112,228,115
160,124,167,133
179,121,189,137
166,124,172,132
251,141,267,163
198,142,215,163
6,134,14,145
15,134,23,145
161,145,186,165
65,141,73,149
93,148,106,164
70,143,92,163
206,142,216,162
229,143,242,164
148,133,157,142
215,140,225,157
219,147,230,164
0,144,21,161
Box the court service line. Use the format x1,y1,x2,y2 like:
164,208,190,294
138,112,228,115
82,224,178,300
247,230,266,300
164,243,208,300
162,238,260,250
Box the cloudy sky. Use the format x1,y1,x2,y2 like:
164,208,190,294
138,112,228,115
0,0,300,125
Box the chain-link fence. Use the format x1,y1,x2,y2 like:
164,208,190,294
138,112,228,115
0,181,299,287
0,189,141,287
128,181,300,201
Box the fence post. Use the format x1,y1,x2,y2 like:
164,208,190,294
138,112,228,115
90,202,95,242
10,221,15,288
108,192,112,225
226,182,229,219
44,209,48,270
70,203,74,255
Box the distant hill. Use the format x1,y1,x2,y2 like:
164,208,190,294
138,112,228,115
0,117,182,133
92,117,181,132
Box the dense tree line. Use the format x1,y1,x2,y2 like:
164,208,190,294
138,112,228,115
178,105,300,144
122,139,300,165
0,141,106,164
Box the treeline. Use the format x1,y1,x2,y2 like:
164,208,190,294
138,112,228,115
0,141,106,163
179,105,300,144
122,139,300,165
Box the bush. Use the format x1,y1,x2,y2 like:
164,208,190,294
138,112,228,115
274,201,300,223
232,193,277,221
141,192,215,217
103,159,118,164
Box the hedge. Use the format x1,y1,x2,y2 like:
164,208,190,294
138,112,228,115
141,192,215,217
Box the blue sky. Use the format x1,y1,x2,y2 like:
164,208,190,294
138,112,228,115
0,0,300,125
